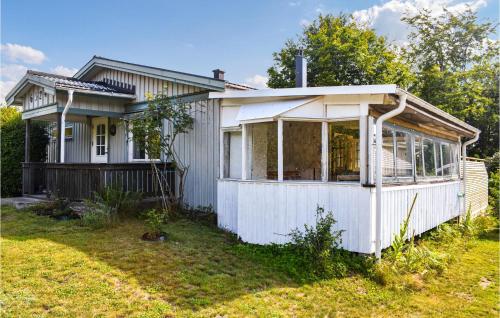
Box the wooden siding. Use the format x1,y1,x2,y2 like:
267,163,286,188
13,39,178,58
461,159,489,215
379,181,462,250
90,69,203,102
175,99,220,208
65,122,91,163
217,180,373,253
57,92,125,113
109,118,127,163
23,85,56,111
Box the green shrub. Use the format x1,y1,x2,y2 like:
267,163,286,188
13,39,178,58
0,107,48,196
97,185,142,216
81,199,118,229
142,209,166,236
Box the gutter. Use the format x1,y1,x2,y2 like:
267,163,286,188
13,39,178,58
461,132,480,214
375,89,408,260
60,90,74,163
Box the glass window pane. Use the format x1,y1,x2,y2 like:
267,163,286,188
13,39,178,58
328,121,360,181
382,127,395,177
248,122,277,180
395,131,412,177
436,142,442,176
423,139,436,176
282,121,322,181
133,140,146,159
223,131,242,179
441,143,452,176
414,136,424,177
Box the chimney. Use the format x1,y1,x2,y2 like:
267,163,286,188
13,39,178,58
295,49,307,87
213,69,225,80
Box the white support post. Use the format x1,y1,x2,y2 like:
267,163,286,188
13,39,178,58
219,129,225,179
60,89,74,163
277,119,284,181
359,101,369,184
367,116,375,184
241,124,248,180
321,121,328,182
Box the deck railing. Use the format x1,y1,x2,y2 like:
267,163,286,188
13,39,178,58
22,162,175,200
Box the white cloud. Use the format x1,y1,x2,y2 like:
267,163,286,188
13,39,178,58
289,1,301,6
352,0,488,43
300,19,311,27
1,64,28,81
0,80,18,104
1,43,46,64
244,74,268,89
50,65,78,77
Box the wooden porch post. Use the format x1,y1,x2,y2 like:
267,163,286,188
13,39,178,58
277,119,284,182
56,113,62,163
25,119,31,163
241,124,247,180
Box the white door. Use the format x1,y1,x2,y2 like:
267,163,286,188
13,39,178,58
91,117,108,163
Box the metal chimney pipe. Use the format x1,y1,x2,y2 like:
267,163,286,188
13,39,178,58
295,49,307,88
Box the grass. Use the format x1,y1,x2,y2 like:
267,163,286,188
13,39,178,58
1,205,498,317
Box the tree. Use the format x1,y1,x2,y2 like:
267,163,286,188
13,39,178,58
129,92,194,214
1,107,48,196
403,8,499,157
267,14,413,88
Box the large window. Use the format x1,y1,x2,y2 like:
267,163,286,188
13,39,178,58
283,122,322,180
328,121,359,181
414,136,424,177
223,131,242,179
423,139,436,176
395,131,412,177
247,122,277,180
128,125,160,161
382,127,395,177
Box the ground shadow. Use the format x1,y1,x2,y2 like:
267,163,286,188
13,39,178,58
1,207,300,313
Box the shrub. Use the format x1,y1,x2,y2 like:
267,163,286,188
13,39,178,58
288,206,346,278
81,199,118,229
142,209,166,237
97,185,142,216
0,107,48,197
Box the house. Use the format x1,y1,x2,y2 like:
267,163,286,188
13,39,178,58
6,54,488,257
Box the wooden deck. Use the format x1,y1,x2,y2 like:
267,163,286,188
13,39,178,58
22,162,175,200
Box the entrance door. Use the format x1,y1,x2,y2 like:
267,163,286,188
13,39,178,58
91,117,108,163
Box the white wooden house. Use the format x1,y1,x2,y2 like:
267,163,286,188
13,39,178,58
6,55,487,257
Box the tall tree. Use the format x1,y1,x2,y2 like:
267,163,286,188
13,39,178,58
403,8,498,157
267,14,412,88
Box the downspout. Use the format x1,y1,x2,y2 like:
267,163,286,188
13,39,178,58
461,132,480,214
60,90,74,163
375,90,407,260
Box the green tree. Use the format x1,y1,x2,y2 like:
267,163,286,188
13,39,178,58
1,107,48,196
403,8,498,157
129,92,194,214
267,14,412,88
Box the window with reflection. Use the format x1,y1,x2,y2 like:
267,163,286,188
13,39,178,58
328,121,359,181
395,131,413,177
423,139,436,176
414,136,424,177
247,122,277,180
382,127,395,177
441,143,453,176
283,121,322,180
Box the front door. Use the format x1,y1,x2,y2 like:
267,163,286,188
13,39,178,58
91,117,108,163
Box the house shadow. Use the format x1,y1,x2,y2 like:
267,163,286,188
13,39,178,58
1,209,300,313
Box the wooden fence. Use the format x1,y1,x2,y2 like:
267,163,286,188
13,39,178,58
22,162,175,200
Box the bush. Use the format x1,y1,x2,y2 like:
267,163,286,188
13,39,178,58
97,186,142,216
234,206,374,282
142,209,167,238
0,107,48,197
81,198,118,229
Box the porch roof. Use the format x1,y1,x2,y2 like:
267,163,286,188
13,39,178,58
5,70,136,106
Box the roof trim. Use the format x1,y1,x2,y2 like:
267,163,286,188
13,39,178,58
74,56,226,91
209,84,398,99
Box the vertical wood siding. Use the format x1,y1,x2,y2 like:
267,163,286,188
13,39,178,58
217,180,373,253
379,181,462,250
23,85,56,111
57,93,125,113
109,118,127,163
460,160,489,215
175,99,220,208
65,122,91,163
89,69,203,102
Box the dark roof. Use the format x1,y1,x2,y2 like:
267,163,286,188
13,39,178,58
225,81,257,91
27,70,135,94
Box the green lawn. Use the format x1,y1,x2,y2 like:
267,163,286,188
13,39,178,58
1,205,498,317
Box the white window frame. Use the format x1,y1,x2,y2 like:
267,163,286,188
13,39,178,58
127,124,161,162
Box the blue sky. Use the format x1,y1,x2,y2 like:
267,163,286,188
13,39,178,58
1,0,498,100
